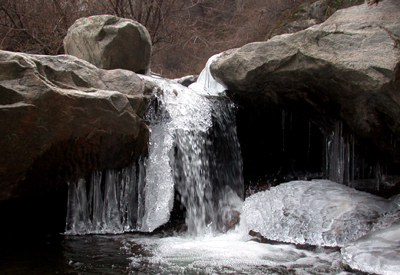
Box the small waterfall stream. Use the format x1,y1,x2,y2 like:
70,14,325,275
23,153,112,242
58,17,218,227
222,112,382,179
61,55,400,275
65,54,243,235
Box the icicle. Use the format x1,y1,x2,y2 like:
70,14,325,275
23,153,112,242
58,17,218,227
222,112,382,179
103,170,123,233
65,162,145,235
89,171,104,232
324,121,350,185
307,120,311,166
65,178,89,235
282,110,286,152
351,134,355,183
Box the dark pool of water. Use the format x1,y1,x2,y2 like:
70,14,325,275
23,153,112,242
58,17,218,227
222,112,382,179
0,231,360,275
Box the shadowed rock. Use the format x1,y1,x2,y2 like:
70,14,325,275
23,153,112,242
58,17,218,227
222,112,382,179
0,50,150,200
211,0,400,163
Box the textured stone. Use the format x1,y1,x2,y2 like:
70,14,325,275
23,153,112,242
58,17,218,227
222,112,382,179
0,50,150,200
211,0,400,162
64,15,151,74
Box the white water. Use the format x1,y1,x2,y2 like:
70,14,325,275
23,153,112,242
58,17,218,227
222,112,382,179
127,230,343,274
64,54,400,274
142,72,242,234
188,53,226,96
140,75,214,232
65,53,242,235
122,179,399,274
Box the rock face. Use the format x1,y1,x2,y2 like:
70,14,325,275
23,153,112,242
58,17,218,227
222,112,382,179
270,0,365,38
211,0,400,163
0,50,150,200
64,15,152,74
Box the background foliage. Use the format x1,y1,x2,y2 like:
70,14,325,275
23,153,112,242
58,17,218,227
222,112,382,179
1,0,311,77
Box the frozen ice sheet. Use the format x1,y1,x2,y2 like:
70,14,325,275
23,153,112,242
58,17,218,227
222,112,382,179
342,223,400,275
242,180,398,247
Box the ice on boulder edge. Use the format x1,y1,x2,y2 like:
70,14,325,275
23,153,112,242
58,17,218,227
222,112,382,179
189,53,226,96
241,180,399,247
342,223,400,275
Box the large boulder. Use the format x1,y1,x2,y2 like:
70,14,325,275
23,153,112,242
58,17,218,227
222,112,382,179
64,15,151,74
242,180,399,247
211,0,400,162
0,50,150,200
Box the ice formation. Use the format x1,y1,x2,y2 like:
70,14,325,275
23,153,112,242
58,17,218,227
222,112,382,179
65,164,145,235
188,53,226,96
139,75,214,232
242,179,398,247
129,230,343,274
65,54,241,235
342,223,400,275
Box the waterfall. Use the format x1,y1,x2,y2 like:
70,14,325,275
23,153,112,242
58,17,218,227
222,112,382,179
172,96,243,234
65,54,243,235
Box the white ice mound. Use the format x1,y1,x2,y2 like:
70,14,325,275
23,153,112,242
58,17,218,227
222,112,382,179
242,180,398,247
189,53,226,96
342,223,400,275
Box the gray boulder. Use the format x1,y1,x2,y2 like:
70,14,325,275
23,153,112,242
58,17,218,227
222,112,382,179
211,0,400,161
64,15,152,74
0,50,150,200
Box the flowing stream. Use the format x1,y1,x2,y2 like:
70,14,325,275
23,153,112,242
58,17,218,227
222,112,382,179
2,54,398,274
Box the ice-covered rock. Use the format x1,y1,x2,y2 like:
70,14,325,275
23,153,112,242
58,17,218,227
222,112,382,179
342,223,400,275
189,53,226,96
391,194,400,207
242,180,398,247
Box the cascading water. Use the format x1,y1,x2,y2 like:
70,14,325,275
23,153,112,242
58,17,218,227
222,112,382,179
61,54,400,275
139,71,243,234
65,53,243,235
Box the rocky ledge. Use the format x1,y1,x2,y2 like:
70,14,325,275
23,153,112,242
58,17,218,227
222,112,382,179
211,0,400,164
0,51,150,200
